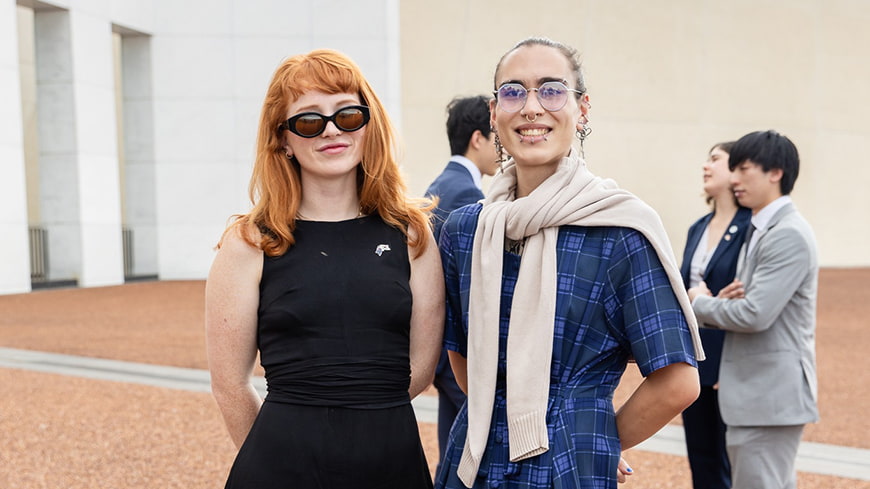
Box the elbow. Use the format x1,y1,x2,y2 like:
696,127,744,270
408,372,435,400
210,375,249,406
743,317,776,334
210,379,234,407
411,347,440,387
415,368,435,388
656,363,700,414
674,367,701,412
419,362,437,387
408,362,436,398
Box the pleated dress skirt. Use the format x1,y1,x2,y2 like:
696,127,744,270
224,400,433,489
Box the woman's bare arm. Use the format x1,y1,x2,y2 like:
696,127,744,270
205,225,263,449
407,229,445,398
616,362,699,450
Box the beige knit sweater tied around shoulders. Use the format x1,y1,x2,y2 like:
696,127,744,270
456,150,704,487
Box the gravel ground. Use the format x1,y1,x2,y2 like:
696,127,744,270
1,268,868,488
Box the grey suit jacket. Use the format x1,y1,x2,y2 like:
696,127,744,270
692,203,819,426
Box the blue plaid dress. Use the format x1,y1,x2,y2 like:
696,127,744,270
434,203,697,489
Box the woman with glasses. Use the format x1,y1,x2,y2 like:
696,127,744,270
434,37,703,489
206,49,443,489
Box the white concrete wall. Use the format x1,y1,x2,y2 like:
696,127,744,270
119,34,157,277
34,8,124,286
3,0,400,291
0,0,31,294
148,0,401,279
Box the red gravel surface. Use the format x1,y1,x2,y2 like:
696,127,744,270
1,269,868,488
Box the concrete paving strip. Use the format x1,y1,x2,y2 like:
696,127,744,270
635,425,870,481
2,346,868,481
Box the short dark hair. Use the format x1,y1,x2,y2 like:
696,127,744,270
446,95,492,156
728,130,800,195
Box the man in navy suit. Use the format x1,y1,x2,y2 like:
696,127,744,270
425,95,500,466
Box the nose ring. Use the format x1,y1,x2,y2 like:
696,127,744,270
525,113,538,123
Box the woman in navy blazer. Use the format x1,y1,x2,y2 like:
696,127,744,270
680,141,751,489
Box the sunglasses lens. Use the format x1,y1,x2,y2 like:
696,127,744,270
294,115,326,137
286,106,369,138
538,82,569,111
335,108,366,131
497,84,526,112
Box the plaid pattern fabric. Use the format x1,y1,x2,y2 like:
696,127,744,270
435,204,697,489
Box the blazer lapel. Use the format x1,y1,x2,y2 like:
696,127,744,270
680,214,710,285
703,216,742,279
690,215,711,255
739,203,795,282
750,203,794,259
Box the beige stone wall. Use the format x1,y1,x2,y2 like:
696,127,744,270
17,6,39,224
399,0,870,267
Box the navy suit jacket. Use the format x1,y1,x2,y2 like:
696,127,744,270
426,161,484,379
680,207,752,386
425,161,484,243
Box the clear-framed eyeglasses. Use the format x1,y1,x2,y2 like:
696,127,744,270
493,80,584,113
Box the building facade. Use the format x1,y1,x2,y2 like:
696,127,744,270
2,0,867,295
1,0,400,293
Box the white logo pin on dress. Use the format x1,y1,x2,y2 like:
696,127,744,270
375,244,391,256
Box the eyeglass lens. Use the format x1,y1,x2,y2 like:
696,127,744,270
496,81,574,113
286,106,369,138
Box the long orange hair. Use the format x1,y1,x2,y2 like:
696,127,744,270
225,49,432,257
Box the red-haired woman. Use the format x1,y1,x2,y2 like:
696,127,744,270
205,49,444,489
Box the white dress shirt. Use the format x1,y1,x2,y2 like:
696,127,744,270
746,195,792,257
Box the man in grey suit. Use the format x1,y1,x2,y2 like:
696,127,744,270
689,130,818,489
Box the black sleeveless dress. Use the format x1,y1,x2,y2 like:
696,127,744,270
224,215,433,489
